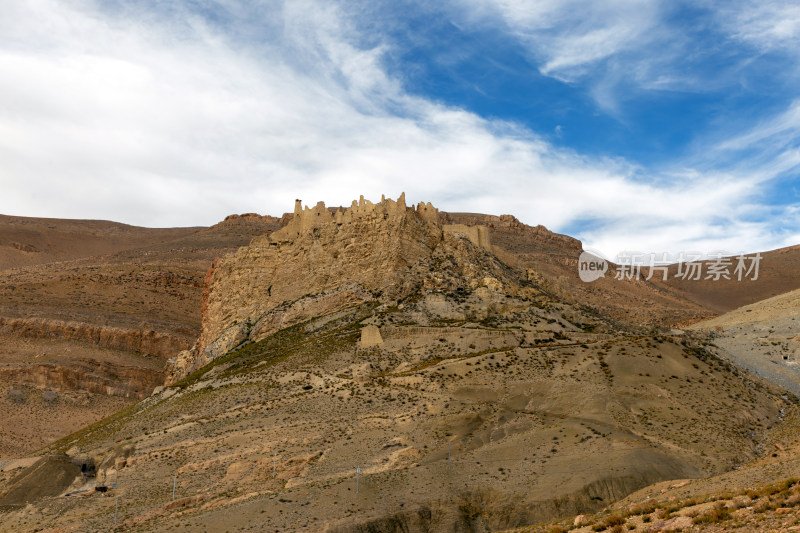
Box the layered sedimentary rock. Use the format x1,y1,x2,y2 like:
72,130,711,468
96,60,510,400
167,194,505,382
0,316,192,358
0,361,161,399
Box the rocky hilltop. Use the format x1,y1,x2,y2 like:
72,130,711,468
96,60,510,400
168,194,524,382
169,193,787,385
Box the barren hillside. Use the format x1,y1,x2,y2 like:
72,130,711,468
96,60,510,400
1,196,798,532
0,213,282,455
687,289,800,395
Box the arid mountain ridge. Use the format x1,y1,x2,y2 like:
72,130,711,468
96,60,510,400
2,201,798,403
1,196,799,532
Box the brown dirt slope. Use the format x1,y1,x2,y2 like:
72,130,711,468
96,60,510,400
0,214,199,271
510,412,800,532
0,212,283,456
1,299,792,531
0,454,83,510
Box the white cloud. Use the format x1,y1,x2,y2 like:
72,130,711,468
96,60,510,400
454,0,800,113
455,0,662,82
0,0,795,258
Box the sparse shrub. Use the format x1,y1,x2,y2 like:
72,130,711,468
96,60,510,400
693,502,730,524
753,499,775,514
681,497,701,507
785,491,800,507
592,514,625,531
604,515,626,527
42,390,59,404
629,500,658,516
7,386,25,404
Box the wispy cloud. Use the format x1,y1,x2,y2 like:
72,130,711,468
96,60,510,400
463,0,662,81
714,0,800,53
717,101,800,153
454,0,800,111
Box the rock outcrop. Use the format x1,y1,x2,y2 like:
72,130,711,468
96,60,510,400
441,212,581,256
166,194,506,383
201,194,442,348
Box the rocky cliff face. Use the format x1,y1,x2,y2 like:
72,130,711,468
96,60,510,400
166,194,516,382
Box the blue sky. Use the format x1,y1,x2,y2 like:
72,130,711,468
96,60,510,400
1,0,799,257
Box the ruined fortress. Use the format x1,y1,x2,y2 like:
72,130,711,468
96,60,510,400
269,193,490,251
270,193,436,241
